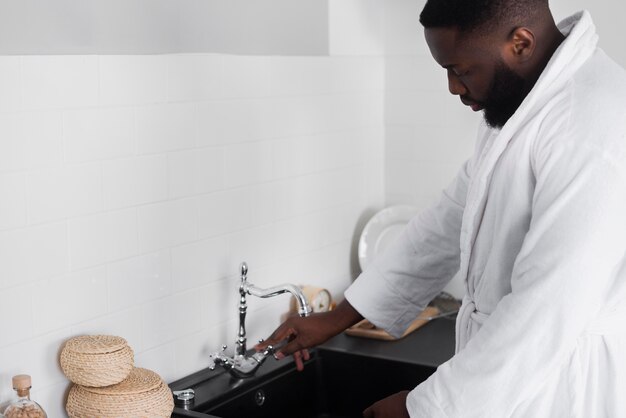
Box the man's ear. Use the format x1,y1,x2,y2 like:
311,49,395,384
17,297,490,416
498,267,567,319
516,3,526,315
508,27,536,63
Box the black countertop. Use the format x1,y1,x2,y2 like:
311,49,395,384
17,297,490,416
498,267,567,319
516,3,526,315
320,317,456,368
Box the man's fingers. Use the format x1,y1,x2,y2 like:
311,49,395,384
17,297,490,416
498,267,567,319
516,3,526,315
253,317,313,373
294,351,304,371
255,326,295,351
275,336,303,357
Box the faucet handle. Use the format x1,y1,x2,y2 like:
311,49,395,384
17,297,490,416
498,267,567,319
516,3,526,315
261,338,290,359
208,354,217,370
264,345,276,357
209,348,235,371
208,345,229,370
240,262,248,279
255,339,277,358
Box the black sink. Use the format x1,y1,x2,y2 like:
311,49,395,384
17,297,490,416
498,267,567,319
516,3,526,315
172,349,436,418
170,319,455,418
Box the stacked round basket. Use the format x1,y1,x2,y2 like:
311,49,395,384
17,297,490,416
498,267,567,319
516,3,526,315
60,335,174,418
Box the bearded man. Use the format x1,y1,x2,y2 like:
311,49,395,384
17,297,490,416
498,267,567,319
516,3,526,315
259,1,626,416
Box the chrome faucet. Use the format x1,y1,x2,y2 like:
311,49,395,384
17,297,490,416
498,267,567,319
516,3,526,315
208,262,312,378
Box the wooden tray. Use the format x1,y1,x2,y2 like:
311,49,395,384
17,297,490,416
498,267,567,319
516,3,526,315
345,306,440,341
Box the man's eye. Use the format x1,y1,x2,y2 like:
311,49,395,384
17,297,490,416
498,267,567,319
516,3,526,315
446,68,469,78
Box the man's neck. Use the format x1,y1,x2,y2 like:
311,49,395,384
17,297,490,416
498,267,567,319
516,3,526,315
526,21,567,90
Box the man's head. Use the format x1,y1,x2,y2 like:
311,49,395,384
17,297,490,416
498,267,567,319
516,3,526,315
420,0,559,128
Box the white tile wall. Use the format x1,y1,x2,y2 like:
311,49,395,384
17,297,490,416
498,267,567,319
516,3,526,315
270,57,333,96
135,343,177,384
383,0,480,299
223,141,274,188
137,199,198,253
197,100,259,146
107,251,172,312
167,147,224,198
167,55,223,102
23,112,64,169
0,172,27,230
21,56,98,110
329,0,385,56
137,103,197,154
197,189,254,238
173,329,214,379
102,155,168,210
0,284,34,347
67,209,138,270
27,164,103,224
0,222,69,288
71,307,143,354
0,57,21,112
170,237,230,291
0,52,384,413
221,56,271,99
63,107,136,163
99,55,169,106
0,328,73,389
31,267,108,335
0,115,27,172
140,289,203,352
0,112,64,172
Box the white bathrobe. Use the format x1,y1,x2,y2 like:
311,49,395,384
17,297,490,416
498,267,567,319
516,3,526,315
345,11,626,417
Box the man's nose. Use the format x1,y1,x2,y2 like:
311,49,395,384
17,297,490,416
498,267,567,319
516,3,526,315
447,72,467,96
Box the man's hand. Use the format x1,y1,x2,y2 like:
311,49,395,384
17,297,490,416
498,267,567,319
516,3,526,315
363,390,411,418
255,312,332,371
255,300,363,371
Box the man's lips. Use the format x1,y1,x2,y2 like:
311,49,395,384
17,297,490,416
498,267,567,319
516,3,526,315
461,98,483,112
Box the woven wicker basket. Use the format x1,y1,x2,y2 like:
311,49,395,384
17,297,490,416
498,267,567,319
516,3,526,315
61,335,134,387
66,368,174,418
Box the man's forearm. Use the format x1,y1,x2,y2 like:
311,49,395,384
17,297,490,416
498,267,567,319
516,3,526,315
327,299,364,334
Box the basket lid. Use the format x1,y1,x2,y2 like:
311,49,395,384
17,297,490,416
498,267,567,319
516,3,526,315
82,368,162,395
65,335,128,354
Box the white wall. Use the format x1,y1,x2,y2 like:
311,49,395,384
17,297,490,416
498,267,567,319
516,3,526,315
0,2,389,416
0,53,385,415
382,0,626,298
329,0,385,56
0,0,329,55
551,0,626,67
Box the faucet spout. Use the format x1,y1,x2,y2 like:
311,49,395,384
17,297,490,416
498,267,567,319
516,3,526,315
209,262,312,379
245,283,312,317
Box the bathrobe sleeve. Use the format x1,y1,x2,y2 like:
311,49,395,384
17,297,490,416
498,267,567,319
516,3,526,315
344,155,473,338
406,136,626,416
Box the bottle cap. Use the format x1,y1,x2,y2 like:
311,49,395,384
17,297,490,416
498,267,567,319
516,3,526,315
12,374,31,390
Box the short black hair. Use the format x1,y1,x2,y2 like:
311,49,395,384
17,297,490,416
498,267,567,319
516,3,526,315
420,0,549,34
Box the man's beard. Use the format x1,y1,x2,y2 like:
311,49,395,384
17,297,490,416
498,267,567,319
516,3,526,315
481,61,529,129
